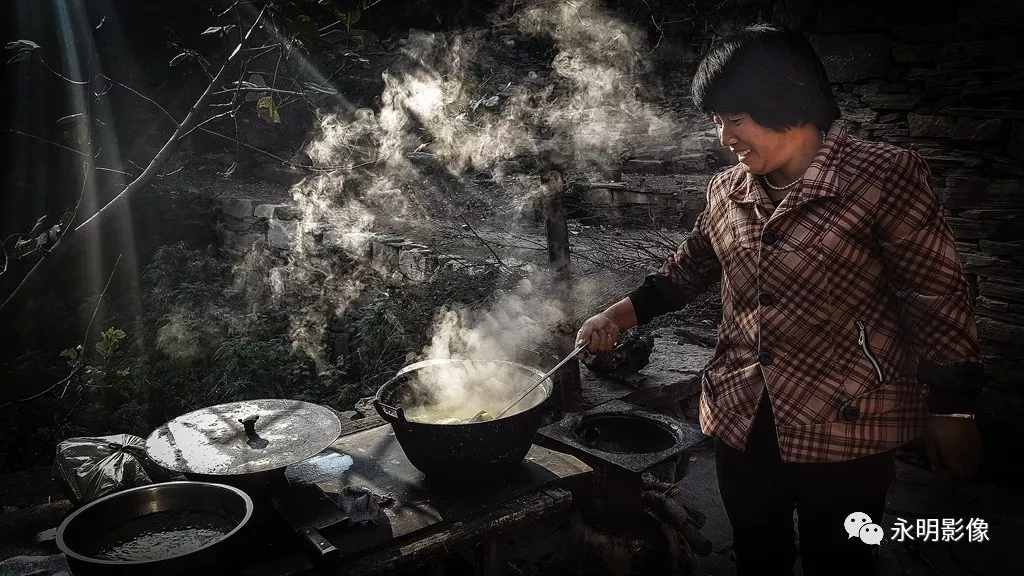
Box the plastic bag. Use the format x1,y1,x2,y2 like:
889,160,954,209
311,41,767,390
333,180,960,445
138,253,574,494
51,434,170,505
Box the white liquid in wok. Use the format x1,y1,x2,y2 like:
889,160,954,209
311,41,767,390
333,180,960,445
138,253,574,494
400,365,547,424
90,510,236,562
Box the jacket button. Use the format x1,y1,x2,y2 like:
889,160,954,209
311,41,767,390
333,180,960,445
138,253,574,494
759,292,776,306
840,406,859,422
761,230,779,245
758,350,774,366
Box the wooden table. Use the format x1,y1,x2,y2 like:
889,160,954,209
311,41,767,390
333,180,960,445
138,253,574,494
245,414,593,576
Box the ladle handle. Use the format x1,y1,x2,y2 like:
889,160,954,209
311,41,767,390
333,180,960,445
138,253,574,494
495,341,589,420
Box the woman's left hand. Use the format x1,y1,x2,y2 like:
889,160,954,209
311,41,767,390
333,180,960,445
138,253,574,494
924,416,984,487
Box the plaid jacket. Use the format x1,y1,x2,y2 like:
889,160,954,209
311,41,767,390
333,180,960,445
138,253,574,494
629,122,984,463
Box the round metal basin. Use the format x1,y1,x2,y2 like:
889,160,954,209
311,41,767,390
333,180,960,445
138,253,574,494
56,481,252,576
574,414,679,454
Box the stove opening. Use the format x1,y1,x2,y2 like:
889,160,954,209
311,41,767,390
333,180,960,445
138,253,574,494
574,414,677,454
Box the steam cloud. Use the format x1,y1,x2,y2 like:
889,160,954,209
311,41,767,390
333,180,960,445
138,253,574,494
217,0,686,396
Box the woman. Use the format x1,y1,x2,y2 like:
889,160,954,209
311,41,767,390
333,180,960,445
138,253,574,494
576,24,985,576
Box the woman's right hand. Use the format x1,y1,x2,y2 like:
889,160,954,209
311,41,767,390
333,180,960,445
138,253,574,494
576,312,621,354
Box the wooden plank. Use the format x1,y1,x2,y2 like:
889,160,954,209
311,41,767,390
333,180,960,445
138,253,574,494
477,533,508,576
323,487,572,576
314,425,591,558
337,411,386,437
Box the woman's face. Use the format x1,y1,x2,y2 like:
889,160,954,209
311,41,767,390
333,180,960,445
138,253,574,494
712,113,795,175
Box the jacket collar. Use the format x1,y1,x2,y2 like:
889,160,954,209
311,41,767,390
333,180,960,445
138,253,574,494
727,121,846,210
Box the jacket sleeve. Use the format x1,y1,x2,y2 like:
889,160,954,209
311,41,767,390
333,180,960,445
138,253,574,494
875,149,985,414
628,180,723,325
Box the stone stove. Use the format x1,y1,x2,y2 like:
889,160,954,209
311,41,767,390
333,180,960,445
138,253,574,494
536,399,711,575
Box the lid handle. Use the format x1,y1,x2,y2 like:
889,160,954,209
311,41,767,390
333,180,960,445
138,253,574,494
239,414,259,437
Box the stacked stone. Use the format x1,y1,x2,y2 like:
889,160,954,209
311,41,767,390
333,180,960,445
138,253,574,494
217,198,473,286
809,19,1024,421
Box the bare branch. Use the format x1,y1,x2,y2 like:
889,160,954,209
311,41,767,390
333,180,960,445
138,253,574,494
73,4,268,234
3,128,88,158
213,86,306,97
0,163,89,303
177,107,239,140
58,252,122,399
39,57,89,85
112,78,181,126
0,5,269,319
0,253,122,409
460,215,511,273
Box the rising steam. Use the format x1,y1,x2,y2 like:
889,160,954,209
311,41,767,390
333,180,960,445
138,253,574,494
217,0,686,388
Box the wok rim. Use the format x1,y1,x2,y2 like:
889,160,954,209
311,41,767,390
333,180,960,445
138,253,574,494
56,480,253,567
376,358,553,422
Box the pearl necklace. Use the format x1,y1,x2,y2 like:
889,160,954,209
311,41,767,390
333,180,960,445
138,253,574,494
760,130,827,192
762,175,801,190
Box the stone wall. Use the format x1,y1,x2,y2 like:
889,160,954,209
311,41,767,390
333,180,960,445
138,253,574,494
217,198,471,286
781,0,1024,422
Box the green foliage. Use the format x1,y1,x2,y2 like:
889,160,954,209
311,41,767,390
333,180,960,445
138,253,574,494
340,265,516,396
124,243,319,417
59,326,131,400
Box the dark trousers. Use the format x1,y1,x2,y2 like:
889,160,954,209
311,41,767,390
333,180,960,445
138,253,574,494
715,393,896,576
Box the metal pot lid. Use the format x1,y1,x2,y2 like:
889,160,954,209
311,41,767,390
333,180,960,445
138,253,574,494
145,399,342,476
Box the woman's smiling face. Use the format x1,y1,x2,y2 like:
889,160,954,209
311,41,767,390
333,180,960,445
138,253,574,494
712,113,793,176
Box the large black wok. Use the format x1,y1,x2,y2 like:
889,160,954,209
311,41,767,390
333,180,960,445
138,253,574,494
374,358,553,480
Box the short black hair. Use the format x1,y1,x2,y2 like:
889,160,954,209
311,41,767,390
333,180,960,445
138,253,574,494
691,24,840,132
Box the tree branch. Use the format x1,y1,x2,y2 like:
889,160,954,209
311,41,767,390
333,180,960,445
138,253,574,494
460,214,511,272
0,5,268,320
0,253,122,409
213,86,306,97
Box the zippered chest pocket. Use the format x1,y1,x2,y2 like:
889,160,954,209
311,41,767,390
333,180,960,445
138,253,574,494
856,320,884,383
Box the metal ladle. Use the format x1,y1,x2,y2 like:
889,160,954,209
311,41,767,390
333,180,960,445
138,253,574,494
469,341,589,422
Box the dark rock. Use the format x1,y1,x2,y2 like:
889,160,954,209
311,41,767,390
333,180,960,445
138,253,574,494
885,66,907,82
268,218,299,249
253,163,303,186
980,280,1024,304
941,40,1024,67
893,44,943,64
254,204,281,219
879,113,904,123
273,205,302,220
891,24,958,45
809,33,891,83
221,198,259,220
959,209,1024,220
946,108,1024,119
954,118,1003,141
976,317,1024,345
625,159,665,175
670,154,712,173
872,128,911,138
978,239,1024,258
948,218,1024,242
977,297,1024,326
908,113,956,138
862,93,922,110
945,177,1024,209
33,528,56,545
851,83,883,96
583,331,655,378
839,104,878,124
354,396,376,416
960,250,1024,282
1007,121,1024,161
